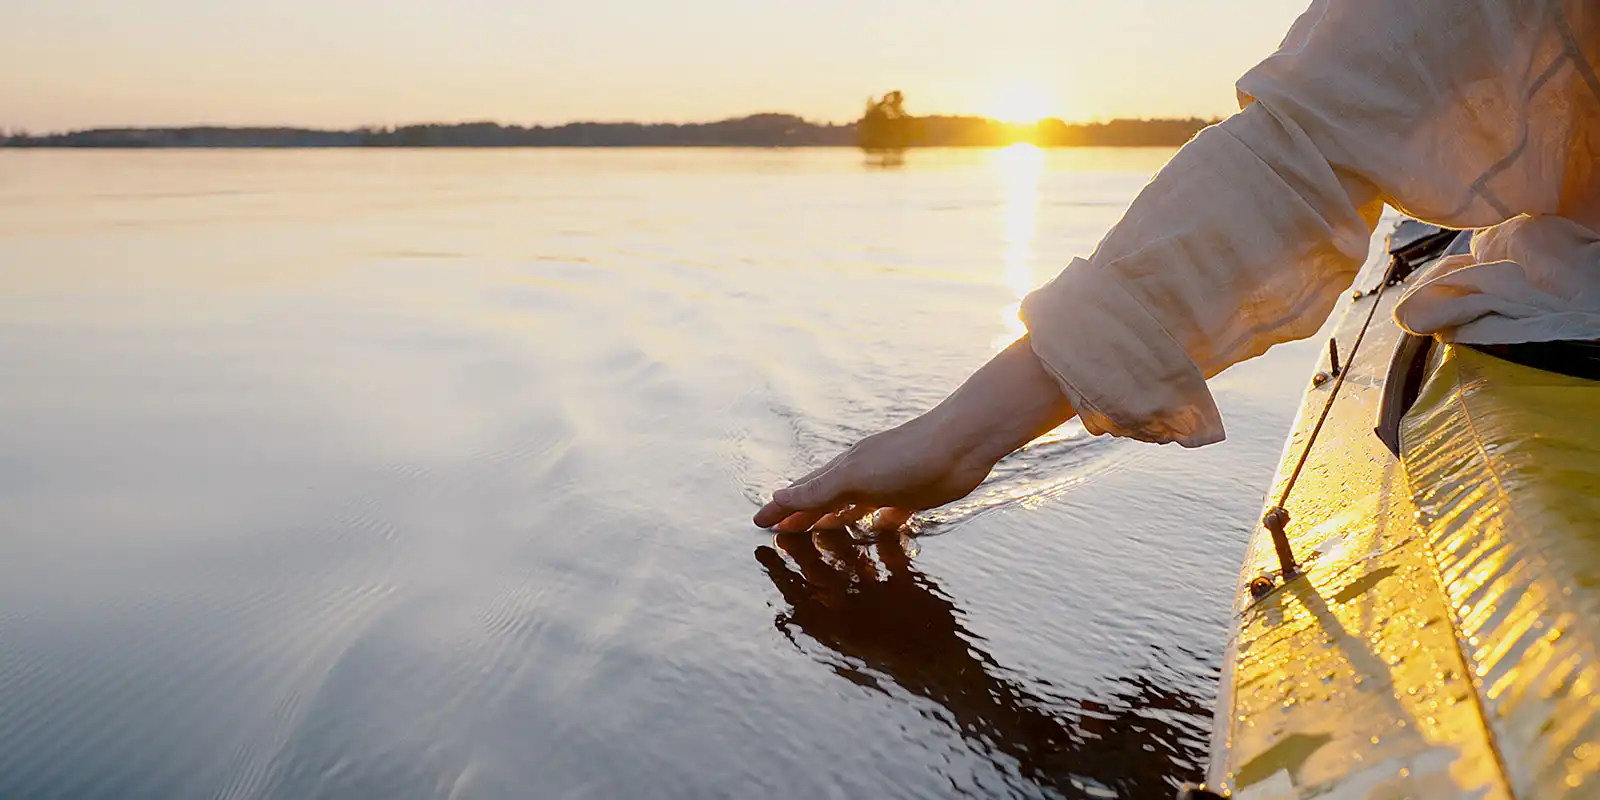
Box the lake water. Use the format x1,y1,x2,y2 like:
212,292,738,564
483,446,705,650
0,148,1335,799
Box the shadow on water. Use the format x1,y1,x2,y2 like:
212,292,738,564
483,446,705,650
755,530,1207,799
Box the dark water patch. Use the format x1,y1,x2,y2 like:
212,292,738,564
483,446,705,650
757,530,1208,798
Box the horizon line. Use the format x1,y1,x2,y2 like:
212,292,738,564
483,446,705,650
2,112,1225,138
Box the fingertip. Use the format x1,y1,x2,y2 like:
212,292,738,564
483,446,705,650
753,502,791,529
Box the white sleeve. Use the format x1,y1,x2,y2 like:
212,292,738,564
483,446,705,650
1020,0,1596,446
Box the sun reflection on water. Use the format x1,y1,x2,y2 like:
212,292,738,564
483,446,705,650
993,143,1046,351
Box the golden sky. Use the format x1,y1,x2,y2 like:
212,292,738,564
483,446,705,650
2,0,1307,131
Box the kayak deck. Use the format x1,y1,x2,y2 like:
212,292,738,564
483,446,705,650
1210,287,1506,797
1209,222,1600,798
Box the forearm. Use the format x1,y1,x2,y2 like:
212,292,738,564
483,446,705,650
755,336,1074,528
923,335,1076,468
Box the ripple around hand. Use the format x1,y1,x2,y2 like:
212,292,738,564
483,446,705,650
725,383,1131,534
721,380,834,508
912,429,1132,536
722,367,973,511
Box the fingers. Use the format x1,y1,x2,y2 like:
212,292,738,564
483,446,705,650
813,504,874,531
753,438,919,532
773,511,826,534
768,505,911,535
753,457,846,529
772,460,850,512
871,507,914,532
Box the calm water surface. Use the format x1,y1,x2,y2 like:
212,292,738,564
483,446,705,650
0,148,1332,798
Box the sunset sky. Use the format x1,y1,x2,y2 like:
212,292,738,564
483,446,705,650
3,0,1307,131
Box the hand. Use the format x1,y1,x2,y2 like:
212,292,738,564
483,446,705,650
752,414,996,534
753,336,1077,534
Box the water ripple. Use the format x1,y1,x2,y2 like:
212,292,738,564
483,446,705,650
0,147,1272,799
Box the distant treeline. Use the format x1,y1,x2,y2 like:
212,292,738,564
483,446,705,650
1,114,1216,149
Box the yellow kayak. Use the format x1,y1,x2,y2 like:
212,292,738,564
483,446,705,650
1191,221,1600,799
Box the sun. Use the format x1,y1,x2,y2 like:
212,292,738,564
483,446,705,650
986,80,1056,124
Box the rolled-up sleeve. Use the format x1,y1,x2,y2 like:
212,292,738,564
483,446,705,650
1022,103,1382,446
1021,0,1592,446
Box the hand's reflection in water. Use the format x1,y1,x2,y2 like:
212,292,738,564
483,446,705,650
756,530,1206,798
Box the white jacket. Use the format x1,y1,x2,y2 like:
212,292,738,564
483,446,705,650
1020,0,1600,447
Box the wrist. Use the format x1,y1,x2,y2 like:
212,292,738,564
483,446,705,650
923,336,1076,468
918,394,1012,473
